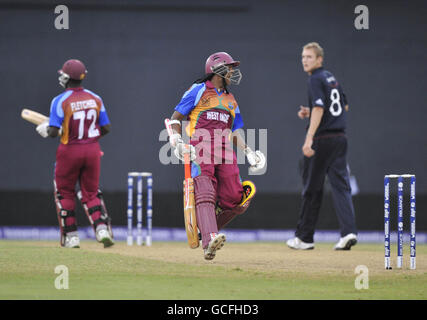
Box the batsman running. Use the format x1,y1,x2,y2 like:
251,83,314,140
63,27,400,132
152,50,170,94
36,59,114,248
166,52,266,260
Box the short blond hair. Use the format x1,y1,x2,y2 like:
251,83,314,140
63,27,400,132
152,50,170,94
303,42,324,58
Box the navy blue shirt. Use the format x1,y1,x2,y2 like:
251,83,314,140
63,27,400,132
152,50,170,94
307,67,348,136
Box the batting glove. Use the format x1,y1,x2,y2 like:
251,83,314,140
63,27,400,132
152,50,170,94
245,147,266,174
174,142,196,162
169,133,183,148
36,121,49,138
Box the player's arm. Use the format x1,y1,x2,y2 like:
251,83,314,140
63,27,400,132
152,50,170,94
168,110,185,145
231,123,266,173
98,101,111,137
170,82,203,137
302,75,326,157
230,105,245,150
232,132,247,150
47,126,60,138
170,111,185,136
37,122,61,138
101,124,111,136
298,106,310,119
37,95,64,138
306,106,324,136
342,90,349,112
167,111,196,161
302,106,324,157
167,84,205,160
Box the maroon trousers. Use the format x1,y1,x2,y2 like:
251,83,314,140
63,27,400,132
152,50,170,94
192,140,244,248
54,142,102,229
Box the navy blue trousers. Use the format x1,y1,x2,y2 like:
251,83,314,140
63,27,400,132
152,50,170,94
295,135,357,243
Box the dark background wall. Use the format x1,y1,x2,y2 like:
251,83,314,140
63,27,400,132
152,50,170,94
1,0,426,230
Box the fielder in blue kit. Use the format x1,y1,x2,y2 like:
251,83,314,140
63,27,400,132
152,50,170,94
287,42,358,250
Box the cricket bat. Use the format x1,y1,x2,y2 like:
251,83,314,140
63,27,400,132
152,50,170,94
164,118,199,249
21,108,49,125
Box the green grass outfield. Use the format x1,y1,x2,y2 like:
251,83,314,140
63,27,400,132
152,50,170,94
0,240,426,300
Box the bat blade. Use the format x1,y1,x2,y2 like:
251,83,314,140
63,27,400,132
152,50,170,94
183,177,199,249
21,108,49,125
165,117,200,249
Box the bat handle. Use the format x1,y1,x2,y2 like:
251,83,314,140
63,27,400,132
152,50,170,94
164,118,174,137
184,152,191,179
166,118,192,178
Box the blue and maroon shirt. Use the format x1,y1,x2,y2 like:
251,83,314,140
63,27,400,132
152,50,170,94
49,87,110,145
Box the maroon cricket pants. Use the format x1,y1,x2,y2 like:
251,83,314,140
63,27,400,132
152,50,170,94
54,142,102,227
191,138,244,248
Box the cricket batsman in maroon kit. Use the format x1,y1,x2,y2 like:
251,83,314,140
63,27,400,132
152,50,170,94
36,59,114,248
168,52,266,260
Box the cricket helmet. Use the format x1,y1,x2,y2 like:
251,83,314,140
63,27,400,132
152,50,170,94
205,52,242,85
58,59,87,88
205,52,240,74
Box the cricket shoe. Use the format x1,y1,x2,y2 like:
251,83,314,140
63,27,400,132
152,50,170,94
334,233,357,250
286,237,314,250
96,227,115,248
64,234,80,248
204,233,226,260
239,181,256,208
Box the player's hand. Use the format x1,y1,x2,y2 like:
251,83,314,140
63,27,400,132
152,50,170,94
174,142,196,161
298,106,310,119
169,133,183,148
302,136,315,157
245,147,266,173
36,121,49,138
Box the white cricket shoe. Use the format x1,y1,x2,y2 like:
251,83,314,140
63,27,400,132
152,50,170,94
64,235,80,248
286,237,314,250
96,227,114,248
204,233,226,260
334,233,357,250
